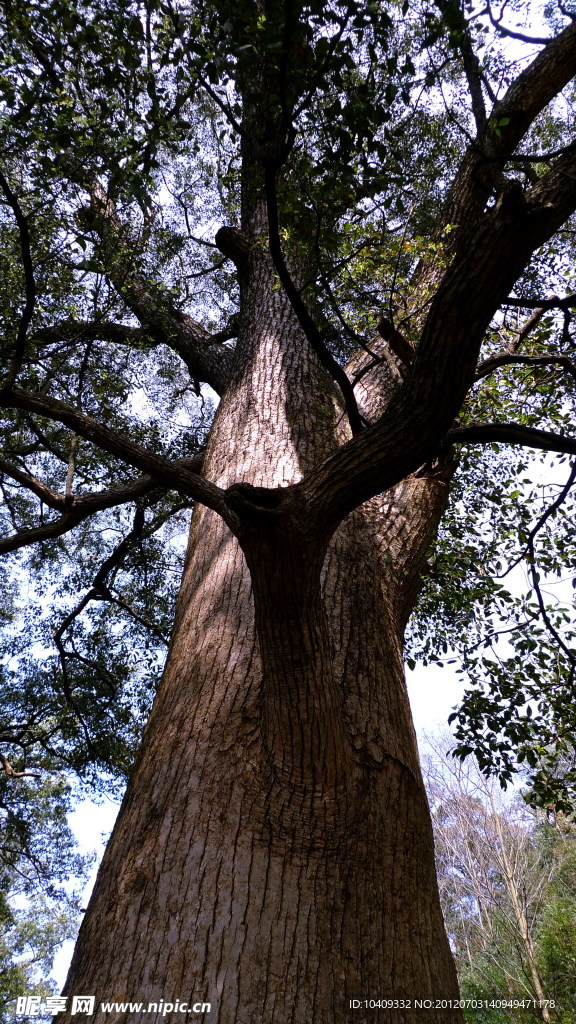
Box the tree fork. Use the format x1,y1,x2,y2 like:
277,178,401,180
231,494,353,831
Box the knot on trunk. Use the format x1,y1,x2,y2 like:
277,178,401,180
215,226,251,270
225,481,285,517
377,317,415,365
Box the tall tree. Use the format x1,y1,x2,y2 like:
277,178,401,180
1,0,576,1021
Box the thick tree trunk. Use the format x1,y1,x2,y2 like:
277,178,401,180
60,227,462,1023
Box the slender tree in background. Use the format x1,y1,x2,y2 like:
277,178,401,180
1,0,576,1020
0,774,88,1022
425,738,551,1018
424,735,576,1023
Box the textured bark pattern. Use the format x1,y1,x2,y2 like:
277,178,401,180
60,241,461,1023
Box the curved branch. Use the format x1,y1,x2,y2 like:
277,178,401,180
0,385,230,518
52,504,171,653
486,20,576,156
486,0,555,45
0,508,98,555
475,353,576,382
105,592,170,646
0,450,205,555
0,752,41,779
421,18,576,264
53,504,146,645
75,178,234,394
444,422,576,456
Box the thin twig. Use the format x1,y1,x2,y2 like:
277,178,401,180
524,463,576,684
264,164,365,435
486,0,554,45
475,353,576,382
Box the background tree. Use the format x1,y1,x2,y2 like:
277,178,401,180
1,0,576,1021
424,734,576,1023
0,769,90,1021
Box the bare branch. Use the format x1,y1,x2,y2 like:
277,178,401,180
444,422,576,456
52,624,98,755
0,385,230,519
486,22,576,155
475,353,576,382
486,0,555,45
47,506,158,747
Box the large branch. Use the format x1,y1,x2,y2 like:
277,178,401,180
1,506,107,555
350,21,576,391
0,456,202,555
408,140,576,410
418,19,576,276
91,123,576,541
296,144,576,531
0,386,232,522
443,422,576,456
77,179,234,395
485,19,576,151
297,405,576,541
0,456,64,509
33,319,148,351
